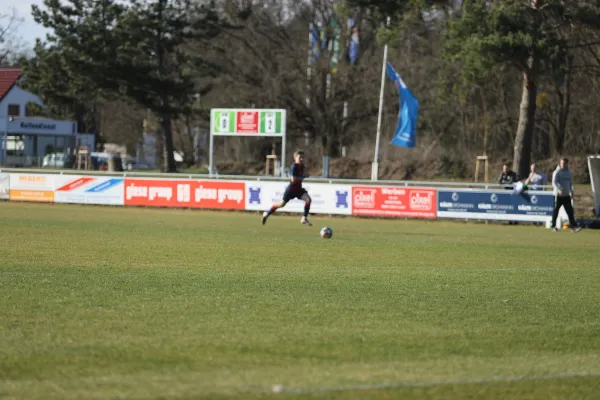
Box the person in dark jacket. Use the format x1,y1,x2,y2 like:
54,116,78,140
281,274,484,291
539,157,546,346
497,163,519,224
498,163,518,189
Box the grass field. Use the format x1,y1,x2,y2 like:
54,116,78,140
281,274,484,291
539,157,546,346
1,202,600,399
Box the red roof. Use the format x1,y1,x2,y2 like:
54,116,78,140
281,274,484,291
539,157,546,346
0,68,22,101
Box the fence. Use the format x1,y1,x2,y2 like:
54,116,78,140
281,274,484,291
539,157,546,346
0,168,560,223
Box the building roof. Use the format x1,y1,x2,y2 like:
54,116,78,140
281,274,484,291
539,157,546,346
0,68,22,102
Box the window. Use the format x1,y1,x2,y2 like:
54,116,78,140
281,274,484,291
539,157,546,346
55,136,66,152
6,135,24,156
7,104,20,117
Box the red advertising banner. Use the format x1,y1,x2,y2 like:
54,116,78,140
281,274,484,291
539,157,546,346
124,179,245,209
352,186,437,218
236,111,258,134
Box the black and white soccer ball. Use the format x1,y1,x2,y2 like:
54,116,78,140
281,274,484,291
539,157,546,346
320,227,333,239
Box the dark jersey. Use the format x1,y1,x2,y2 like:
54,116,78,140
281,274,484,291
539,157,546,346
498,171,518,190
289,163,305,189
498,171,518,185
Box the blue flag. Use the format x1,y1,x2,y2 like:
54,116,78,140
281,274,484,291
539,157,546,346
347,18,359,65
386,62,419,148
309,21,321,63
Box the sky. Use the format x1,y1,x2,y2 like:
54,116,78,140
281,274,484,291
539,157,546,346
5,0,50,51
4,0,294,54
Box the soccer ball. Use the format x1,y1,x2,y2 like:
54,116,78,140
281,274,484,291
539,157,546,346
320,227,333,239
546,215,568,229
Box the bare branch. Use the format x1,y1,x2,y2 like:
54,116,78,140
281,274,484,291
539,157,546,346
0,7,25,66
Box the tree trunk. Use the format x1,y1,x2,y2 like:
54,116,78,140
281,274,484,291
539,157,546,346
480,87,489,155
537,121,551,159
321,133,338,157
321,112,341,158
555,55,573,154
513,66,538,180
161,116,177,172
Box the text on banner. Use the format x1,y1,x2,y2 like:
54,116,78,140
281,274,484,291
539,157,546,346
352,186,436,218
9,173,55,202
437,189,554,222
54,175,124,205
124,179,245,209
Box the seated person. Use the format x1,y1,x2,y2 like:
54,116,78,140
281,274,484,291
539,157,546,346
524,163,547,190
498,163,518,190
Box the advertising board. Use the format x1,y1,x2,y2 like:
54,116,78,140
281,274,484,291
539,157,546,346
54,175,124,205
9,173,54,202
437,189,554,222
124,178,245,210
245,181,352,215
351,186,437,218
0,173,9,200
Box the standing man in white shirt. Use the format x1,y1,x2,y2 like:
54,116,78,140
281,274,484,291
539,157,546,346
551,158,582,232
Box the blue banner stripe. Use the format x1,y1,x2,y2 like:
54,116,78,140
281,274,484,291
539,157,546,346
85,178,123,193
437,189,554,220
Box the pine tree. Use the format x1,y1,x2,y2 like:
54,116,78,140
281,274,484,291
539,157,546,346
30,0,222,172
444,0,600,178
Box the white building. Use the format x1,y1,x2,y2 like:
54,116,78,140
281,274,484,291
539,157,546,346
0,68,80,167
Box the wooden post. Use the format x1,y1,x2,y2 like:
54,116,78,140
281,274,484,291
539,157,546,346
265,143,278,175
475,155,489,182
76,146,90,170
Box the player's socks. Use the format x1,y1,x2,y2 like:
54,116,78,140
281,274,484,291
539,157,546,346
302,203,312,226
262,206,278,225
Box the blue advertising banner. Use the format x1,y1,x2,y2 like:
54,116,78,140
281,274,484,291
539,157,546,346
437,189,554,222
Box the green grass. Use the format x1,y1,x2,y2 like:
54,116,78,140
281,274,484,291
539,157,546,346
1,202,599,399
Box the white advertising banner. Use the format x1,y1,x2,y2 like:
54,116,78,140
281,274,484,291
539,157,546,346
9,173,55,202
6,117,76,136
54,175,124,205
0,173,9,200
245,181,352,215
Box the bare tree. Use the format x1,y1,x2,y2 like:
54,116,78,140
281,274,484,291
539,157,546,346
0,8,24,66
208,0,384,164
97,99,145,153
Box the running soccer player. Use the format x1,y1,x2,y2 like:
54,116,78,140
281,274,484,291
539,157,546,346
262,150,312,226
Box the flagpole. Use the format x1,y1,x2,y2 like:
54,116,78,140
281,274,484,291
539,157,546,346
372,16,391,181
307,20,312,108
